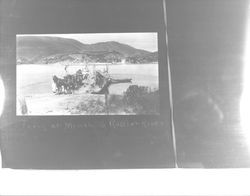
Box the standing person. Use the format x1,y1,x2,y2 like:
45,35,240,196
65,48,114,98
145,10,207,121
83,63,89,74
17,96,28,115
51,78,57,93
64,64,69,75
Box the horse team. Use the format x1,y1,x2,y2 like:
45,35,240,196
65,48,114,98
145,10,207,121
52,69,87,94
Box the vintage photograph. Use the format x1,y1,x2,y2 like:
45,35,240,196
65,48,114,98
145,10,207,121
16,33,159,115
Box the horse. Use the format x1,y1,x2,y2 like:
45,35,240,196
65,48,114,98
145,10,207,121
52,69,88,95
63,74,78,93
52,75,67,94
75,69,84,87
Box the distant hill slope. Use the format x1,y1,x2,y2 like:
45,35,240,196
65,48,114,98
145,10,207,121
17,36,157,64
38,51,125,64
87,41,149,57
17,36,87,62
126,51,158,64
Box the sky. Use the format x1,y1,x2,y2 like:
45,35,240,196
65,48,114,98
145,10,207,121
18,32,158,52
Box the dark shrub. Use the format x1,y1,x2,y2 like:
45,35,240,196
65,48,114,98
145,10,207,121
123,85,159,114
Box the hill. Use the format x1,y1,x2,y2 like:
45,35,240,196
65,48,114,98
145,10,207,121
17,36,88,63
17,36,157,64
126,51,158,64
87,41,149,57
38,51,124,64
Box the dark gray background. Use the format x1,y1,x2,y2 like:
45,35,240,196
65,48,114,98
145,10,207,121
166,0,250,167
0,0,174,169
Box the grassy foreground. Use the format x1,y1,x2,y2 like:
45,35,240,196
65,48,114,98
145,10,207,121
71,85,159,115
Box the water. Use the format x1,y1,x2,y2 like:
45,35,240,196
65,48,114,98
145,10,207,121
17,63,159,96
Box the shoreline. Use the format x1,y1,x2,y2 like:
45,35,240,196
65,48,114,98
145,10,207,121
17,62,159,66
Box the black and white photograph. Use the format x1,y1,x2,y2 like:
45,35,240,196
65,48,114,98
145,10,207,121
1,0,250,194
16,33,159,115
